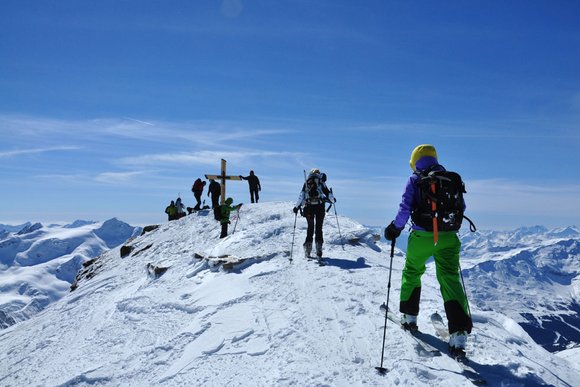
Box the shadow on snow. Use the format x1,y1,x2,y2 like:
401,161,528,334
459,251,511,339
414,330,568,387
323,257,371,270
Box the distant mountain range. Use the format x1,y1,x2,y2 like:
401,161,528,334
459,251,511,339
0,218,140,329
460,226,579,352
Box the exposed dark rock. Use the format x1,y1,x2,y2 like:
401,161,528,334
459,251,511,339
120,245,134,258
146,263,169,278
133,244,153,257
141,225,160,236
70,255,103,291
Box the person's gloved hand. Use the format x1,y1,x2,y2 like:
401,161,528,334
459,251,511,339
384,222,402,241
293,207,299,214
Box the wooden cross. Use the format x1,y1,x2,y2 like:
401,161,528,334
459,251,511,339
205,159,243,205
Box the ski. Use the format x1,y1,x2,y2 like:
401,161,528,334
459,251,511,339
430,312,450,341
430,313,487,385
379,304,441,357
307,256,326,266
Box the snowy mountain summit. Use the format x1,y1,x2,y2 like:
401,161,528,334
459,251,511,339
0,202,578,386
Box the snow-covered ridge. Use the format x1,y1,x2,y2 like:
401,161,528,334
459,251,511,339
0,202,578,386
0,218,140,329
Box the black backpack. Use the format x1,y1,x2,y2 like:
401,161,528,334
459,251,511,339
411,169,466,232
304,173,329,203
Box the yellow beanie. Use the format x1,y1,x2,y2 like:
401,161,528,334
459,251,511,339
409,144,438,171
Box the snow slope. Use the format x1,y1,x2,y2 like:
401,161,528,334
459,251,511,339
0,218,140,329
0,203,578,386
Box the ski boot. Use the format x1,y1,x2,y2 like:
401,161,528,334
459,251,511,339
449,331,468,359
315,241,323,258
304,242,312,258
401,314,418,332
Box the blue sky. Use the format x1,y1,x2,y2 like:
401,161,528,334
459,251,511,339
1,0,579,230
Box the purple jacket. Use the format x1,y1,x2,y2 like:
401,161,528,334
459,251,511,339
393,156,465,231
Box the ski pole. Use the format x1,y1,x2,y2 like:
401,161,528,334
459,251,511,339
289,211,298,261
331,196,345,250
232,207,241,234
376,239,396,375
458,261,472,319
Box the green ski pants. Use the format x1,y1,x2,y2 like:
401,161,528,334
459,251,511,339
400,230,471,332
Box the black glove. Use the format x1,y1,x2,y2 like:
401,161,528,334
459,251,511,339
333,197,337,203
384,222,402,241
293,207,299,214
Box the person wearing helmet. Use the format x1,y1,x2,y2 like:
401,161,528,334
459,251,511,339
218,197,242,238
293,168,335,258
384,144,472,356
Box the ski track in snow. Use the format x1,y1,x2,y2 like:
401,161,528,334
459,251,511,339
0,202,579,386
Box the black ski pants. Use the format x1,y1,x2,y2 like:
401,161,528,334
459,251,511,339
250,189,259,203
210,194,220,209
303,203,325,244
220,222,228,238
194,192,202,210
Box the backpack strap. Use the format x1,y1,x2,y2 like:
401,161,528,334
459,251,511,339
463,215,477,232
429,178,439,245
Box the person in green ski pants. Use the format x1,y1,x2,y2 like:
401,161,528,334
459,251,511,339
384,144,472,353
218,197,242,238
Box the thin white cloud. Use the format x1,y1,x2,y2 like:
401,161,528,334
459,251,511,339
94,118,295,147
36,171,157,187
122,117,155,126
0,146,79,158
94,171,146,184
119,150,306,167
0,115,295,148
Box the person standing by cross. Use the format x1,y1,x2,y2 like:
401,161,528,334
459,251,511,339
240,170,261,203
207,179,221,209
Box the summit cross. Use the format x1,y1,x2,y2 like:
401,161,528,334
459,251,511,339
205,159,243,205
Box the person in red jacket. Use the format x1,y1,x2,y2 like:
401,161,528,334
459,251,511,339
191,178,206,210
